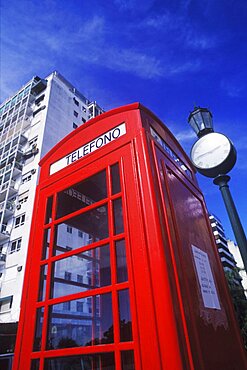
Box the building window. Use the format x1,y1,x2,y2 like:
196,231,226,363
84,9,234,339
12,114,18,123
67,226,72,234
15,102,21,110
10,238,22,254
73,122,78,129
64,271,72,281
29,136,38,146
63,301,71,311
18,191,29,205
76,301,84,312
21,171,33,184
14,213,25,228
9,108,14,116
0,296,13,313
73,111,78,118
82,117,86,123
77,274,83,283
19,109,25,118
22,97,28,105
35,94,45,105
78,230,83,238
73,98,79,106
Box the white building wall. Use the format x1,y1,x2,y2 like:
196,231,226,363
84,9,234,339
0,71,104,323
228,239,247,298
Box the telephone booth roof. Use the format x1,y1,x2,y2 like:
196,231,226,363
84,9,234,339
39,102,195,184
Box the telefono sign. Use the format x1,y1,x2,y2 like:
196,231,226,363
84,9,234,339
50,123,126,175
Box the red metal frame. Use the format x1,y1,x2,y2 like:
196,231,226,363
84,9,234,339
14,103,247,370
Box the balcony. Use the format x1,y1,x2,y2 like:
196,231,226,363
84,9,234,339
26,104,33,116
8,180,18,197
31,79,47,96
12,161,23,178
221,257,236,268
0,183,8,202
0,253,6,266
16,146,25,162
0,224,10,242
20,133,28,145
22,116,31,130
0,200,15,221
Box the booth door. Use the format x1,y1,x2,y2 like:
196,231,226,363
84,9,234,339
19,144,146,370
154,144,243,370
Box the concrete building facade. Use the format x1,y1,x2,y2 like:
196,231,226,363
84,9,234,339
227,239,247,297
0,71,103,327
209,213,242,287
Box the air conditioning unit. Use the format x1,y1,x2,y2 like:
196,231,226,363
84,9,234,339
16,204,21,210
31,169,36,174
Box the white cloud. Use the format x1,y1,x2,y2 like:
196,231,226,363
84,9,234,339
137,11,217,51
175,130,196,142
221,79,245,98
185,32,217,50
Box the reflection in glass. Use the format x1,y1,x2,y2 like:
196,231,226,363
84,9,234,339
42,228,51,260
38,264,48,301
113,198,124,235
111,163,121,195
44,353,115,370
53,205,108,256
50,245,111,298
121,350,135,370
56,171,107,219
31,359,40,370
45,196,53,224
46,293,113,350
33,307,44,351
116,240,128,283
118,289,132,342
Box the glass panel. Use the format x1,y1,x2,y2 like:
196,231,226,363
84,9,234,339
116,239,128,283
56,170,107,219
53,205,108,256
50,244,111,298
33,307,44,351
45,196,53,224
44,353,115,370
121,350,135,370
111,163,121,195
42,228,51,260
38,264,48,301
46,293,113,350
31,359,40,370
118,289,132,342
113,198,124,235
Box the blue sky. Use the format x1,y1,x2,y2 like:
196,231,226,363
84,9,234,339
1,0,247,241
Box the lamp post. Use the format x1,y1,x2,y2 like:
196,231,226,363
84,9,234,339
188,107,247,272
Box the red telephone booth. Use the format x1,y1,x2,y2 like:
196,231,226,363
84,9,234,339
14,103,246,370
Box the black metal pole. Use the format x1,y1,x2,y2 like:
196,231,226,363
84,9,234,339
213,174,247,272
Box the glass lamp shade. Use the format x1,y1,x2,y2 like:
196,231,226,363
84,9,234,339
188,107,213,137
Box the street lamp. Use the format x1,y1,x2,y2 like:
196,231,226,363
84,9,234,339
188,107,214,137
188,106,247,272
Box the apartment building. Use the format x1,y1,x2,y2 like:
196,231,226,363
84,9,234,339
0,72,103,342
209,213,242,286
227,239,247,297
